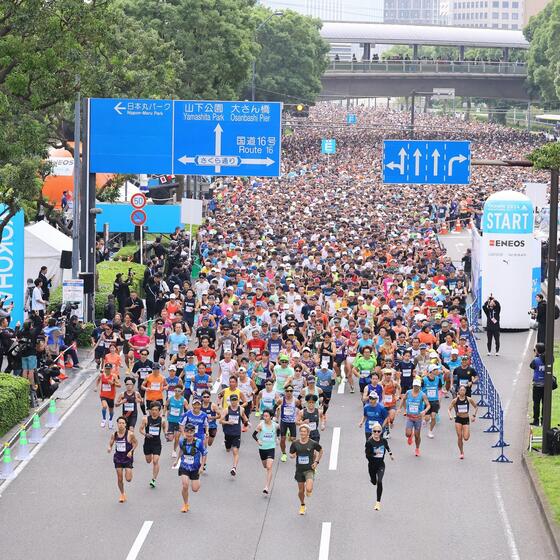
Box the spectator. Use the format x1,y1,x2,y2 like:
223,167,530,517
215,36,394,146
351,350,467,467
31,278,47,318
482,295,501,356
530,342,546,426
37,265,51,302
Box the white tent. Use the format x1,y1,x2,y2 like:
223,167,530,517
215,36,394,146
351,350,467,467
24,221,72,288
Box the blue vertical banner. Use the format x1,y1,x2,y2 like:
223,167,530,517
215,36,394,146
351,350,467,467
0,207,24,326
532,267,541,307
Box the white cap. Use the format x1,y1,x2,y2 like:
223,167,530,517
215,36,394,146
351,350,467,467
382,304,389,310
412,378,422,387
287,329,295,335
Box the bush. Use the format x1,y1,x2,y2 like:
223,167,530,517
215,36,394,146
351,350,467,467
0,374,29,437
77,322,95,348
112,243,137,260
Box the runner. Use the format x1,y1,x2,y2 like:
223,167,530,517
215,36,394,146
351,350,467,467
142,363,167,410
107,416,138,503
365,421,394,511
96,363,121,429
380,369,400,438
165,384,187,457
274,354,294,395
174,423,207,512
297,394,323,442
278,384,298,462
352,346,377,394
289,424,323,515
359,392,388,441
115,376,142,431
219,393,249,476
252,409,278,494
200,390,220,447
180,397,209,469
256,379,279,418
399,378,431,457
139,402,167,488
315,364,335,429
448,385,478,459
422,365,444,439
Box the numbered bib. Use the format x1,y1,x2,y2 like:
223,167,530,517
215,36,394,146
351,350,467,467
124,403,134,412
308,422,317,431
383,395,392,403
184,455,195,465
102,384,111,392
151,382,161,391
409,403,419,414
170,407,181,417
149,426,160,436
116,441,126,452
457,404,468,414
427,388,437,399
459,379,469,386
298,455,310,465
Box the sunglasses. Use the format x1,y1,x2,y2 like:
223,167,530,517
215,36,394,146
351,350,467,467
285,389,294,392
372,430,382,433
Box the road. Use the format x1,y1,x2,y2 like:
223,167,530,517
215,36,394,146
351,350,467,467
0,231,556,560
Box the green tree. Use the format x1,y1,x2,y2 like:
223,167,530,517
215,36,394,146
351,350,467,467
524,0,560,104
253,9,329,103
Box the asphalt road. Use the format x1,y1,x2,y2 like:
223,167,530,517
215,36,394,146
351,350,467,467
0,232,556,560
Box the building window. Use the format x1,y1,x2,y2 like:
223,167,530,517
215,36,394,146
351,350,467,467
512,1,519,7
502,12,509,19
511,23,518,29
492,0,499,6
492,11,499,18
511,13,518,19
502,1,509,6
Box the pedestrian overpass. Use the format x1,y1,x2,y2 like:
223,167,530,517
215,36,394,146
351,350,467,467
319,22,532,100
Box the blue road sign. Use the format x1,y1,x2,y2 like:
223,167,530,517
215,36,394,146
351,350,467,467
130,209,147,226
321,139,336,154
382,140,470,185
346,113,357,125
89,98,282,177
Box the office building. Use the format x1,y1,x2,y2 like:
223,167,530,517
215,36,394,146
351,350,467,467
449,0,525,30
383,0,441,25
259,1,384,22
523,0,552,25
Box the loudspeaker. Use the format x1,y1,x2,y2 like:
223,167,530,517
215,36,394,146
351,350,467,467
79,272,95,294
60,250,72,269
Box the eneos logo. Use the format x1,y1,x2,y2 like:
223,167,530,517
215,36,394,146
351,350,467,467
489,239,525,248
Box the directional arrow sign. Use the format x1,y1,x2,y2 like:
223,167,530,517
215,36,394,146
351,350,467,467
90,98,282,177
383,140,470,185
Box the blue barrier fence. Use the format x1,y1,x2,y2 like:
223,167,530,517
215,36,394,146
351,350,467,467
466,297,512,463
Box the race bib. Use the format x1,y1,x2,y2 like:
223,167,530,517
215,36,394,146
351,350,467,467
149,426,160,436
151,382,161,391
262,431,274,441
360,370,370,378
184,455,195,465
308,422,317,431
116,441,126,452
427,388,437,399
124,333,132,340
124,403,134,412
374,446,384,458
457,404,468,414
229,414,239,424
384,395,392,403
202,356,210,364
321,357,329,368
170,407,181,417
402,369,412,378
298,455,310,465
101,384,111,392
283,406,295,417
408,403,419,414
459,379,469,386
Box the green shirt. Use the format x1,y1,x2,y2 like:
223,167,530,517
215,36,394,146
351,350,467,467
353,355,377,378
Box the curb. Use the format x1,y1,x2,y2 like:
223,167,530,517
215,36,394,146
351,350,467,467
522,451,560,557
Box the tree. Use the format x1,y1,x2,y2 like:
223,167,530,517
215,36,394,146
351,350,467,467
252,9,329,104
524,0,560,105
122,0,256,101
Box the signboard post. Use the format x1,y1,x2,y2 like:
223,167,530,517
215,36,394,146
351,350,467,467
321,138,336,165
181,198,204,261
89,99,282,177
130,208,147,265
346,113,357,125
383,140,470,185
62,279,84,321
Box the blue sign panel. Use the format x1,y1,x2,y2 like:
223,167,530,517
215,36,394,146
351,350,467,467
0,207,24,327
383,140,470,185
321,139,336,154
90,98,282,177
346,113,357,124
96,204,181,234
90,98,173,174
482,199,533,234
532,267,541,307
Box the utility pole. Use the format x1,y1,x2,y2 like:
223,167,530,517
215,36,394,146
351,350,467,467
71,95,81,279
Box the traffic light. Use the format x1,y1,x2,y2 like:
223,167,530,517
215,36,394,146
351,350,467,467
291,103,309,118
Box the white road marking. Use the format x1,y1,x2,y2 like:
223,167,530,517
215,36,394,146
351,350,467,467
125,521,153,560
328,427,341,470
337,376,346,394
493,473,520,560
0,379,92,497
319,522,332,560
211,380,221,394
505,330,534,415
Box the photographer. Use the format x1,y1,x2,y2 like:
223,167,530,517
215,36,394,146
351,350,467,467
0,316,19,372
482,295,501,356
62,315,82,368
17,313,44,405
113,271,133,316
530,343,546,426
534,294,547,345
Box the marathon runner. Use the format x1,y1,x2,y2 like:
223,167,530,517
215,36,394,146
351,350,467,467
252,409,278,494
108,416,138,503
399,378,431,457
279,384,298,462
448,385,478,459
116,376,142,431
139,402,167,488
219,393,248,476
365,421,394,511
96,363,121,429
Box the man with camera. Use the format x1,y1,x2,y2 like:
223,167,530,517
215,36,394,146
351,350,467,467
113,270,134,316
482,295,501,356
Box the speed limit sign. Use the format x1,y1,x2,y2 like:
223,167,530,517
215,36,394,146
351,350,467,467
131,192,147,209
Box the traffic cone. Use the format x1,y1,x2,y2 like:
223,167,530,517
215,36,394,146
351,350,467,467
57,354,68,381
45,399,60,428
15,427,29,461
0,444,14,480
29,413,43,444
454,219,462,232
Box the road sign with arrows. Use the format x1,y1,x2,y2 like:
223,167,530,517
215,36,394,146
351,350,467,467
89,98,282,177
382,140,470,185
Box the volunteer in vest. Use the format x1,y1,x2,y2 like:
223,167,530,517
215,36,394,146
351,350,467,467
219,393,249,477
174,423,207,513
448,385,478,459
140,402,167,488
365,421,394,511
289,424,323,516
530,343,546,427
399,377,431,457
252,409,278,494
116,376,143,431
96,363,121,429
108,416,138,503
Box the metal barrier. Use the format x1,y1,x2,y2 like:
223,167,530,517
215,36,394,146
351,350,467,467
465,297,512,463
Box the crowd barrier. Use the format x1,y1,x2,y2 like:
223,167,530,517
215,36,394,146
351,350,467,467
466,297,512,463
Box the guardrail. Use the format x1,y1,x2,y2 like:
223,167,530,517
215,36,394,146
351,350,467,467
465,296,512,463
326,59,527,76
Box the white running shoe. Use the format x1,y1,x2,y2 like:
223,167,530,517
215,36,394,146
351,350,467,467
172,450,177,458
108,420,114,430
486,351,491,356
427,431,434,439
100,420,106,428
494,351,499,356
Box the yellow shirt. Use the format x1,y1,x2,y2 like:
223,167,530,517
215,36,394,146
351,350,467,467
222,388,242,409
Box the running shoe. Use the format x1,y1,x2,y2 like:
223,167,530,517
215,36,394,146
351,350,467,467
427,431,434,439
181,503,190,513
281,453,288,462
230,467,237,476
150,479,156,488
374,501,381,511
172,450,177,458
263,487,269,495
299,505,306,515
255,411,261,417
100,420,106,428
460,453,464,460
108,420,114,430
495,352,500,356
119,494,126,503
350,387,355,394
415,448,420,457
407,434,413,446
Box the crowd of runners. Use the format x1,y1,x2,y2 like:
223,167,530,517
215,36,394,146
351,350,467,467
101,105,547,514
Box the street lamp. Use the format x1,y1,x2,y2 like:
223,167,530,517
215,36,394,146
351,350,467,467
251,10,284,102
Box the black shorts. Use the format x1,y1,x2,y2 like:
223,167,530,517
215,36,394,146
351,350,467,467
280,422,297,438
322,392,332,404
428,401,440,414
125,414,137,429
455,416,470,425
168,422,180,433
178,468,200,480
95,347,106,360
146,399,164,410
143,438,162,456
335,356,345,365
208,427,217,438
101,397,115,409
259,448,275,461
224,434,241,450
114,460,133,469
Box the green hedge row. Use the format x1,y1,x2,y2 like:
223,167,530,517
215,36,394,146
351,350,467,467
0,374,29,437
48,261,145,321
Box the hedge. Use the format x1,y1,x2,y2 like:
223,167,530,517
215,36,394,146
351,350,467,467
0,374,29,437
48,261,145,321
